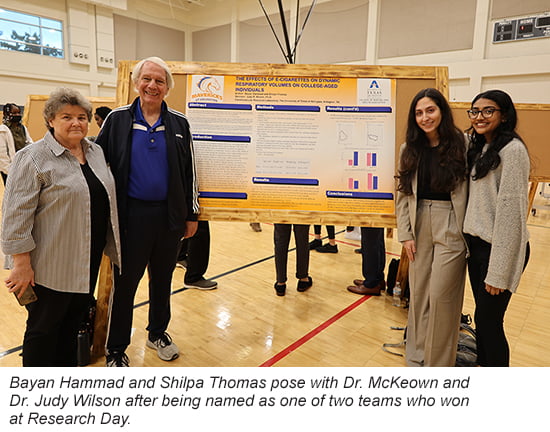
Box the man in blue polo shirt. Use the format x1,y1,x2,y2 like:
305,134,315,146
97,56,199,367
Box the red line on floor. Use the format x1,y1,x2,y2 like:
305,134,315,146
259,294,373,367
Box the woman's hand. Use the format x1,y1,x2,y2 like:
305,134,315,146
485,283,504,296
5,253,34,298
403,240,417,262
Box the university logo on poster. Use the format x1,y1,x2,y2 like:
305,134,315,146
357,79,392,106
190,75,225,102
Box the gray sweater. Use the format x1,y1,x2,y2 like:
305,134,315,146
463,138,530,292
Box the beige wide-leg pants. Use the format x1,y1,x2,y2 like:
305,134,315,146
405,200,466,367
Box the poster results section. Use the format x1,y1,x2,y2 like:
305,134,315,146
187,74,396,214
1,367,544,431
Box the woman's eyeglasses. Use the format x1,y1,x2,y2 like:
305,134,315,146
467,107,501,119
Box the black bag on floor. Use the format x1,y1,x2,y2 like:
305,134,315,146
382,314,477,367
456,314,477,367
386,258,400,295
77,296,96,367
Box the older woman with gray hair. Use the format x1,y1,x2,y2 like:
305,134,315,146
1,87,120,367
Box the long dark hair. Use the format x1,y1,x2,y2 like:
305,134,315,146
397,88,466,195
467,89,524,180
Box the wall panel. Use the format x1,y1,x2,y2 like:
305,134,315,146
378,0,476,58
491,0,549,19
298,0,368,64
114,15,185,62
193,24,231,62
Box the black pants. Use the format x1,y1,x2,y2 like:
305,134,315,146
274,224,310,283
465,235,530,367
360,227,386,288
107,198,183,353
313,225,335,239
178,220,210,284
23,285,91,367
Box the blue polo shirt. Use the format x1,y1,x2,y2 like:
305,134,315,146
128,102,169,201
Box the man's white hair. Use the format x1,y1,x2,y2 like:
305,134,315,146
132,56,174,94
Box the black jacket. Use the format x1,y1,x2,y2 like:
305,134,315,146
96,98,199,232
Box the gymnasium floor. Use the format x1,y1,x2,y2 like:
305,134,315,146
1,189,549,367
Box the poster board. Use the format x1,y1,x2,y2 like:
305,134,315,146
117,61,449,228
21,95,116,142
451,102,550,182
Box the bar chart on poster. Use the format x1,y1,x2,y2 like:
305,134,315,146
186,74,396,215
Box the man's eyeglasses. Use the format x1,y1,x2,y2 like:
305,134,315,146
467,107,501,119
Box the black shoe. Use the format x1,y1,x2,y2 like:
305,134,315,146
297,276,313,292
274,282,286,296
316,243,338,253
309,239,322,250
175,259,188,269
106,351,129,367
184,278,218,290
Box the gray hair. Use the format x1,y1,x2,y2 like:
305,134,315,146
132,56,174,94
43,88,92,131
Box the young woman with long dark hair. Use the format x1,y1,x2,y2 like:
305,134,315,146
396,88,468,366
463,89,530,367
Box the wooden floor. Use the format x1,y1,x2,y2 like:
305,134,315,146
1,187,550,367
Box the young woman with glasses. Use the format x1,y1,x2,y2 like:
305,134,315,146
463,89,530,367
396,88,468,366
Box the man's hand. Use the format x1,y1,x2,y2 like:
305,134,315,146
183,220,198,239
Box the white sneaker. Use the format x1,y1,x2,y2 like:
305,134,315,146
146,332,179,361
344,227,361,241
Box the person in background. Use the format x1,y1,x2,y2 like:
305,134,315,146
463,89,530,367
249,222,262,232
273,223,312,296
96,56,199,367
346,227,386,296
176,220,217,290
94,106,112,128
0,103,33,184
309,225,338,253
395,88,468,367
88,106,112,142
1,88,120,366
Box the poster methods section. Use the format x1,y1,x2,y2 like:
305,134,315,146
187,74,396,214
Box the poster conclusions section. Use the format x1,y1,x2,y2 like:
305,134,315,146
1,367,545,431
187,74,396,214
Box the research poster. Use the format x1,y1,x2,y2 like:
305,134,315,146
186,74,396,214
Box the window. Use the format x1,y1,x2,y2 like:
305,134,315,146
0,8,63,58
